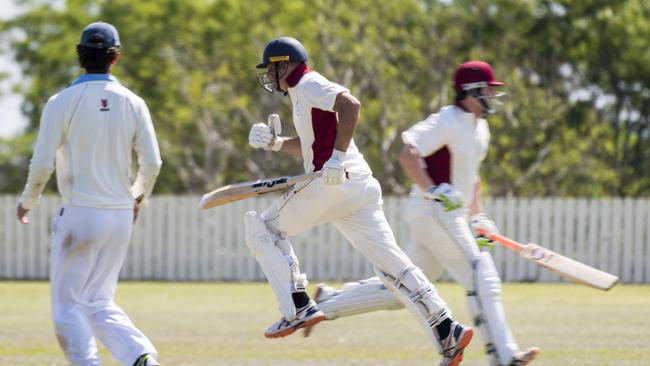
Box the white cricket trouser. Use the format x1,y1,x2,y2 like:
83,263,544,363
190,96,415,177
406,196,519,364
262,174,448,309
50,206,157,366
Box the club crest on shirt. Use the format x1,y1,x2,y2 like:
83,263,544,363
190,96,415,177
100,98,110,112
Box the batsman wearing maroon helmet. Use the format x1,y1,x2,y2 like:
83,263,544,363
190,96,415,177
306,61,540,366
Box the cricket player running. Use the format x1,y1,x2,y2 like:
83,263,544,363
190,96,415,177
16,22,162,366
305,61,540,366
247,36,473,365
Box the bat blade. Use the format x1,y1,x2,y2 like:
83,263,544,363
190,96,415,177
200,172,321,210
480,230,619,291
519,243,619,290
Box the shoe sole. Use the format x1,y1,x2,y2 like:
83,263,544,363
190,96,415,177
302,285,326,338
265,311,326,339
519,347,540,365
444,328,473,366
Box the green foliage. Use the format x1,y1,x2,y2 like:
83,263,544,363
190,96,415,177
1,0,649,197
0,133,37,192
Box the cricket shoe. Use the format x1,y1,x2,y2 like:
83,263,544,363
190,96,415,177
439,321,474,366
302,283,338,337
265,300,326,339
133,354,160,366
509,347,540,365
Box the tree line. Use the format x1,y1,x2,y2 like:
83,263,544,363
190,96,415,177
1,0,649,197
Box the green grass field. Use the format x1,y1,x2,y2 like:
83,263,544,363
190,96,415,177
0,281,648,365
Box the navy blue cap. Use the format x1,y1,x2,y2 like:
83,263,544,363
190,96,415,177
79,22,120,49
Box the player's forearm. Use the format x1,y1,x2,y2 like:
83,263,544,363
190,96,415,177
132,112,162,207
131,160,162,208
278,136,302,158
398,144,433,191
19,132,58,209
20,104,64,209
19,165,54,210
469,179,483,215
333,92,361,151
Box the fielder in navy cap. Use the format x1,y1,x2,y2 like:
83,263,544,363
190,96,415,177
79,21,120,49
76,22,121,74
17,19,162,366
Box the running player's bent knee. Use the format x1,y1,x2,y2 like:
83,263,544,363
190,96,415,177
244,211,276,256
244,211,307,320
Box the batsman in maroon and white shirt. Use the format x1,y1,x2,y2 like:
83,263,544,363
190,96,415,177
309,61,540,366
245,36,473,366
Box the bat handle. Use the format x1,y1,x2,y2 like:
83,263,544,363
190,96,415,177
477,229,523,252
268,114,281,137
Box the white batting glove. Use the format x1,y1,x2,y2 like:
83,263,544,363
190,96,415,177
322,150,347,185
248,123,283,151
423,183,464,211
249,123,273,148
470,212,499,236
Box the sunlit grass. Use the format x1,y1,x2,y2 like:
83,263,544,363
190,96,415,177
0,282,648,365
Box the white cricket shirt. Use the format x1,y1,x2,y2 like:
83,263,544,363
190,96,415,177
286,64,371,175
20,74,162,210
401,105,490,206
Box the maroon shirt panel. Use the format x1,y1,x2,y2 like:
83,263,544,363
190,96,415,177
423,146,451,185
310,108,338,171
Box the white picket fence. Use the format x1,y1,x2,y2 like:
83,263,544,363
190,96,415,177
1,195,649,284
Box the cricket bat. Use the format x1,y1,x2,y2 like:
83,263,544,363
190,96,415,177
479,230,619,291
200,172,322,210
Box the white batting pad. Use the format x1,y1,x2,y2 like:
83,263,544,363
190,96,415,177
317,277,403,319
244,211,297,320
375,266,450,352
466,252,518,365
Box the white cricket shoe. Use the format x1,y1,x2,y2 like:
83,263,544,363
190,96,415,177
509,347,540,365
265,300,326,339
439,321,474,366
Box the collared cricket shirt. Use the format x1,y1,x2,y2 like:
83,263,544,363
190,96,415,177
286,65,371,176
401,105,490,206
20,74,162,210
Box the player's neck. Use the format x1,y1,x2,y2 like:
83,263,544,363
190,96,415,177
455,101,480,120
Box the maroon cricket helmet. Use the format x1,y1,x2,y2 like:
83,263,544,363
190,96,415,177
453,61,504,93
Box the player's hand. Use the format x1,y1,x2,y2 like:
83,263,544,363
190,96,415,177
470,212,499,236
249,123,274,149
249,120,283,151
475,235,496,249
133,195,144,223
423,183,464,211
16,203,29,224
322,150,347,185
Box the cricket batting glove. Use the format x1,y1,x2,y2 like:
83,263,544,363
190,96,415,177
470,212,500,236
474,235,496,249
423,183,464,211
248,122,283,151
322,150,347,185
